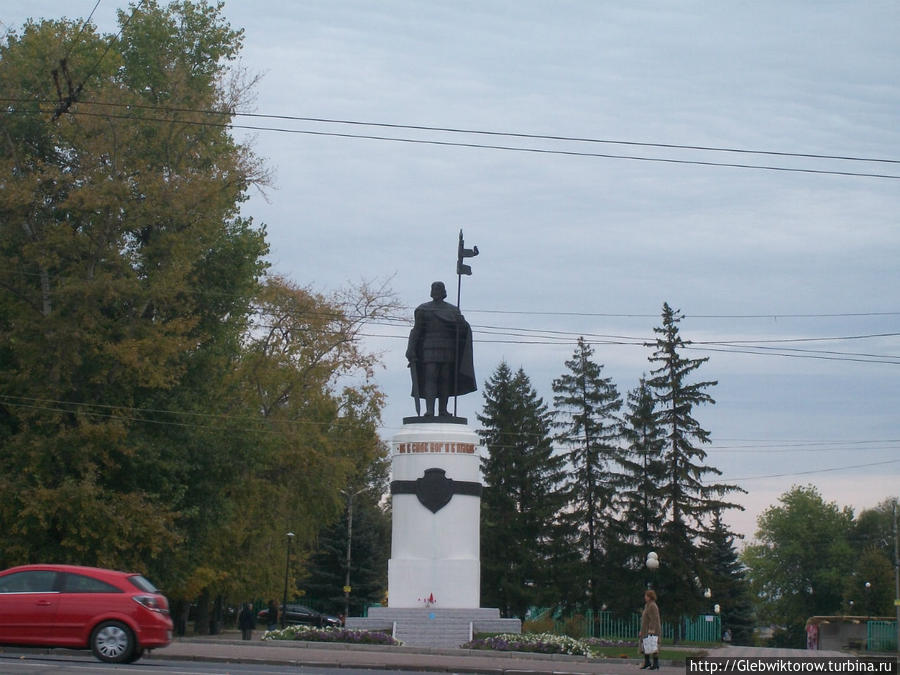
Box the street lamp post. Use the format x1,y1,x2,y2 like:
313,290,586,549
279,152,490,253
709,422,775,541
645,551,659,588
893,502,899,654
864,581,872,620
343,487,365,622
281,531,294,628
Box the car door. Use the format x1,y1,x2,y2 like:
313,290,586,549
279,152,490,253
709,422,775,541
293,605,318,625
0,570,60,643
54,572,125,645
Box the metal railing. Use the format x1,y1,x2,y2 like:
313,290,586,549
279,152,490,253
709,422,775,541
549,610,721,642
866,621,898,652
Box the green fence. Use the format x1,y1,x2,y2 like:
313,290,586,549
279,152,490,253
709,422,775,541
866,621,898,652
552,610,720,642
684,614,722,643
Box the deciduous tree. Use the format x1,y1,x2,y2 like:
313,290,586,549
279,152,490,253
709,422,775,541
0,4,395,630
742,485,855,647
0,2,266,579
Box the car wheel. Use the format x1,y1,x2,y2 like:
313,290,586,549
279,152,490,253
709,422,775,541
91,620,135,663
125,647,144,663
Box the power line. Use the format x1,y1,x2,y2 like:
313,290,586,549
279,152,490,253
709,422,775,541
0,394,375,435
466,308,900,319
62,0,102,62
360,327,900,364
25,99,900,166
724,458,900,482
8,271,900,320
52,2,147,118
4,394,897,479
681,344,900,366
7,103,900,180
711,438,900,449
5,274,898,362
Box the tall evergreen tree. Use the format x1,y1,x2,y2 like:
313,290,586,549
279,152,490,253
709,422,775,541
646,303,744,625
698,511,755,645
478,362,567,619
303,454,391,617
551,337,623,614
617,378,666,550
606,377,667,613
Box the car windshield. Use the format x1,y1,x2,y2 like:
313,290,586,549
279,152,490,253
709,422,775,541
127,575,159,593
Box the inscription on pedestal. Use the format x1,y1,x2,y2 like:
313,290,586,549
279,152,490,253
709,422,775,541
396,441,476,454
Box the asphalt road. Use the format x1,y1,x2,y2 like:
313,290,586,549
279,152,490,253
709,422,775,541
2,652,413,674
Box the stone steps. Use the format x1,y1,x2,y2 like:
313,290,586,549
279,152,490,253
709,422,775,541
347,608,522,649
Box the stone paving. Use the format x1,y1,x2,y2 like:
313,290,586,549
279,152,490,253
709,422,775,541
149,634,881,674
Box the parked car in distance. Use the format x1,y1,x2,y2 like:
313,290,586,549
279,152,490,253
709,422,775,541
0,564,173,663
257,603,342,628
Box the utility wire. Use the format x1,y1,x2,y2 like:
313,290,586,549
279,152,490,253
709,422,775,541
61,0,102,62
359,326,900,364
4,394,897,458
51,1,146,118
8,103,900,180
13,98,900,165
724,458,900,482
8,271,900,320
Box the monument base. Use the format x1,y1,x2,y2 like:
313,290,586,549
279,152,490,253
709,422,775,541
388,558,479,608
402,414,468,425
389,421,482,609
345,607,521,649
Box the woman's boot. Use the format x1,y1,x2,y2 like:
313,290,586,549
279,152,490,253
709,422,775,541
640,654,651,669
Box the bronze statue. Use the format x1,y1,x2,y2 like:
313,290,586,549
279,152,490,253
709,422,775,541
406,281,476,417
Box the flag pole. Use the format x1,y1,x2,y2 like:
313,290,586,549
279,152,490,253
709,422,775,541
454,230,478,418
454,235,463,417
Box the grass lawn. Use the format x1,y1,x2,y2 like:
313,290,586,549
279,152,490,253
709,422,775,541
589,644,710,662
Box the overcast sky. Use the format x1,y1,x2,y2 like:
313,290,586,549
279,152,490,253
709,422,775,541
4,1,899,542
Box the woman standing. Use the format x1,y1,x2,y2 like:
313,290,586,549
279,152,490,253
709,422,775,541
639,589,661,670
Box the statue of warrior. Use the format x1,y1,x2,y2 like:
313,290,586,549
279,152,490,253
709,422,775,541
406,281,476,417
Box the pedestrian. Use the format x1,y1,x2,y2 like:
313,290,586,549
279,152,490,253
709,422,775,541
639,589,661,670
238,602,255,640
266,599,279,632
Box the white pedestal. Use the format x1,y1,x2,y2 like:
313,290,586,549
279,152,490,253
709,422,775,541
388,421,482,609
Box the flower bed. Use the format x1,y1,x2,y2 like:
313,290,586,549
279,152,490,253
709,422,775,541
583,637,638,649
262,625,401,646
461,632,594,657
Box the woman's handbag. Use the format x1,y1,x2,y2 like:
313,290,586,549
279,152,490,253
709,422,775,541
642,635,659,654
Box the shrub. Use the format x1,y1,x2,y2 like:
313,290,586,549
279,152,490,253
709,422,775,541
523,617,555,634
562,614,587,638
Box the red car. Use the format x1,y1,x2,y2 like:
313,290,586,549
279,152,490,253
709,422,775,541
0,564,173,663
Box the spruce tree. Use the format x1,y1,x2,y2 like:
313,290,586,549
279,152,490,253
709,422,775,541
478,362,567,619
699,511,755,645
551,337,623,614
618,378,666,551
606,377,667,613
646,303,744,625
303,490,390,617
303,455,391,617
